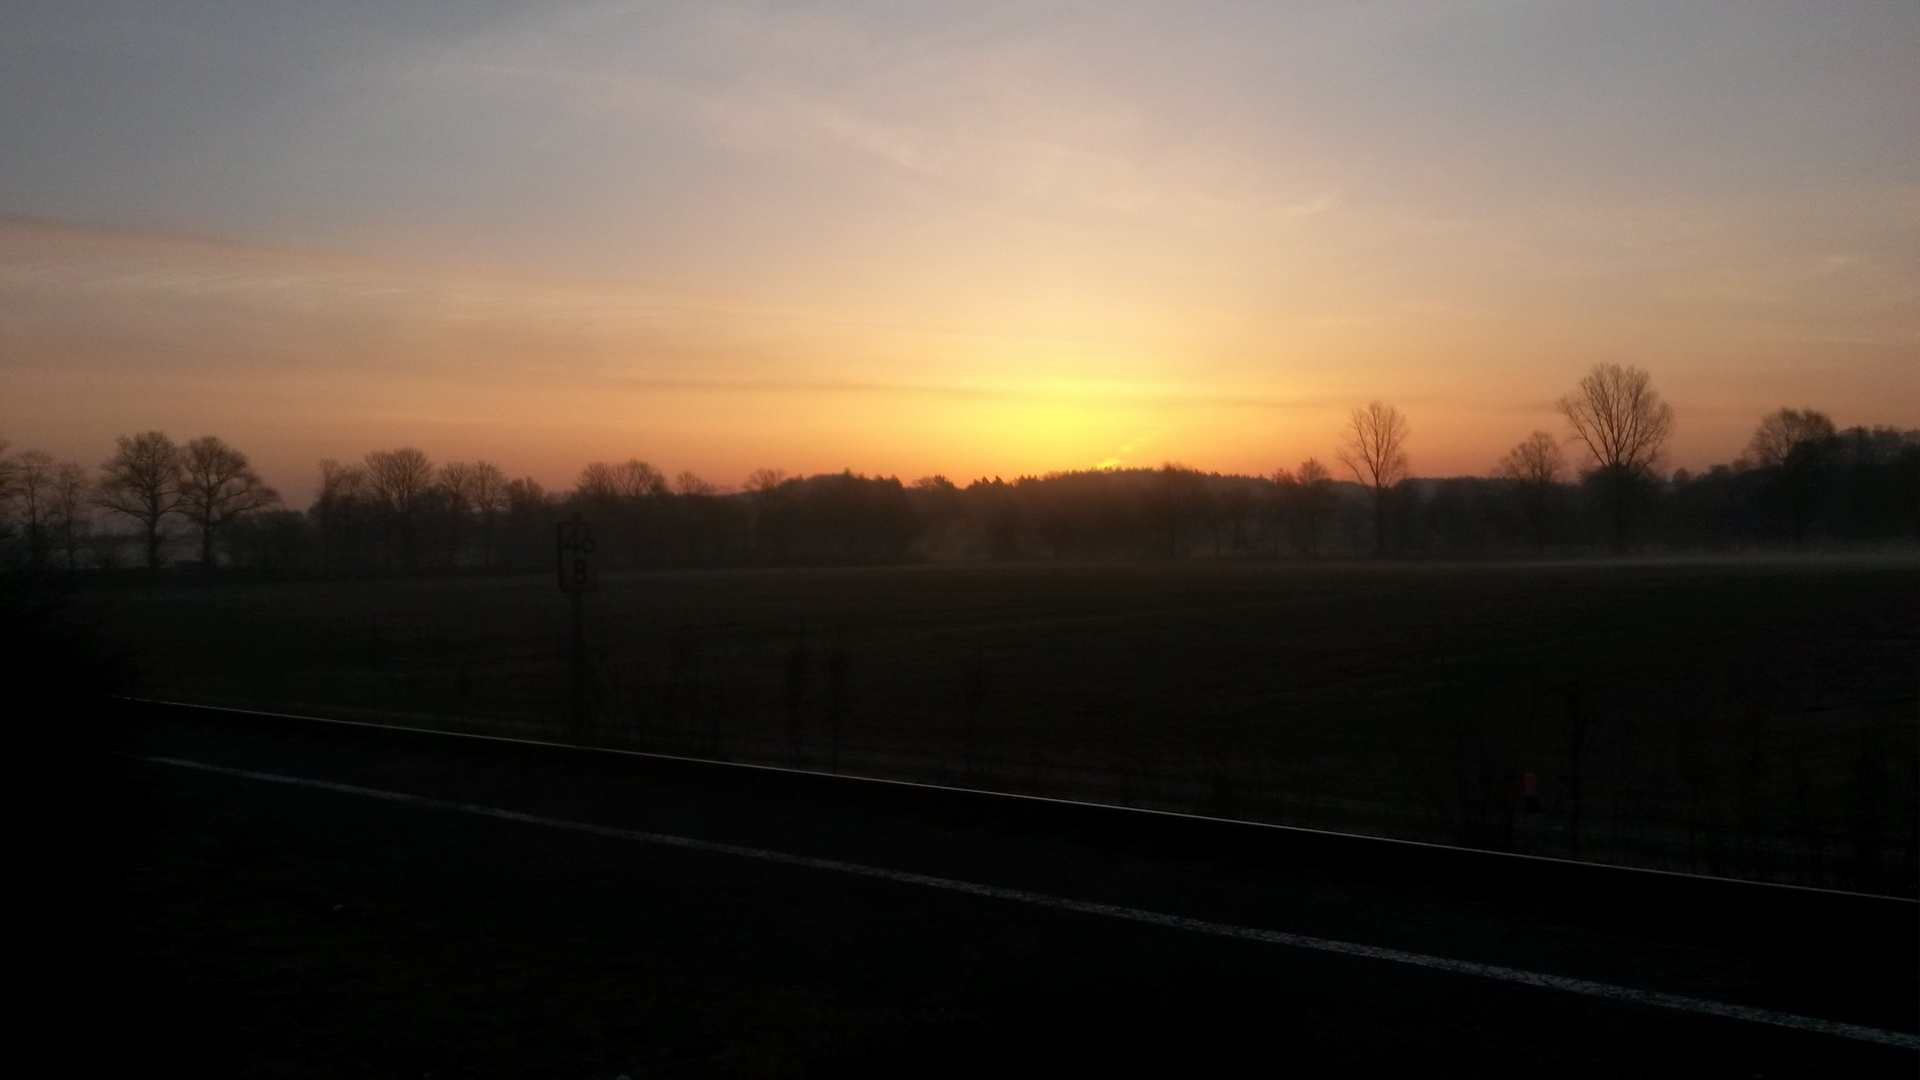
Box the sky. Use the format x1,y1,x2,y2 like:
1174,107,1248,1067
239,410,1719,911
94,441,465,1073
3,1,1916,501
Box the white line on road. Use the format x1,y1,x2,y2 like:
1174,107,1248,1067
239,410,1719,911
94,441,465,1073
146,754,1919,1051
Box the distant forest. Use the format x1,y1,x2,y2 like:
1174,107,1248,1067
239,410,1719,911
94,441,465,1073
2,365,1916,574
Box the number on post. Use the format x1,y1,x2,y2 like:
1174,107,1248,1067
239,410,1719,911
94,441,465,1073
556,520,599,593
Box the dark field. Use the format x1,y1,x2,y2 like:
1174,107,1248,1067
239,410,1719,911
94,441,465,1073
90,556,1920,895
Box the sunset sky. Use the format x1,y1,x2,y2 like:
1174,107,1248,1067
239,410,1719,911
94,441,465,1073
3,2,1916,501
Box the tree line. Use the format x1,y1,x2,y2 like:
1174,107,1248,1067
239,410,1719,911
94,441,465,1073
1,364,1914,575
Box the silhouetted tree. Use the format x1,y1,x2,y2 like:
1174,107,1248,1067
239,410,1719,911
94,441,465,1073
577,459,668,566
1558,364,1673,553
1747,407,1837,544
98,431,185,572
1829,426,1920,540
467,461,508,568
1497,431,1565,553
1293,458,1338,556
1218,479,1256,556
1337,402,1410,555
363,447,434,571
52,461,90,569
1271,459,1338,556
180,436,279,570
312,458,367,573
13,450,54,569
502,475,552,567
438,461,477,566
1152,464,1207,557
0,438,14,551
1294,458,1337,556
673,470,719,497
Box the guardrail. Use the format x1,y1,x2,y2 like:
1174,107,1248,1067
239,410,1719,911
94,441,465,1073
116,695,1919,963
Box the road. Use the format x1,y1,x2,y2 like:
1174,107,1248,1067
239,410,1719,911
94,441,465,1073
105,701,1916,1078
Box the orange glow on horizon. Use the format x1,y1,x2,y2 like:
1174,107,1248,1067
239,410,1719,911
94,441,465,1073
3,7,1917,501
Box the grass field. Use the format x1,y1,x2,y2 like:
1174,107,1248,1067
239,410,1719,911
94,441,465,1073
83,556,1919,895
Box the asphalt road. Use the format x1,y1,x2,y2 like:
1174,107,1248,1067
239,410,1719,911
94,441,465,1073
104,704,1917,1078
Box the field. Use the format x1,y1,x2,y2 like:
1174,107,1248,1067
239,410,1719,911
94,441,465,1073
83,556,1919,895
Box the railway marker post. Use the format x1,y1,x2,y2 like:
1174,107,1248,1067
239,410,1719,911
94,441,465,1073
557,516,598,738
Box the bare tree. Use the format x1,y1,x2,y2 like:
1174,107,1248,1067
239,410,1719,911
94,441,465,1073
15,450,55,568
674,470,719,497
1218,480,1255,556
575,462,618,502
180,436,279,570
1747,407,1837,544
1496,431,1565,554
1747,408,1836,468
0,438,14,548
577,460,667,567
1294,457,1336,556
363,448,435,570
98,431,185,572
746,467,788,493
467,461,509,568
577,460,665,500
1557,364,1673,553
1337,402,1410,555
313,458,367,572
439,461,476,566
613,460,668,500
52,461,90,569
506,476,546,516
1273,458,1338,557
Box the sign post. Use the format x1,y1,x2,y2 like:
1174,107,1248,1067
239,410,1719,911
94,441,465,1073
557,517,598,737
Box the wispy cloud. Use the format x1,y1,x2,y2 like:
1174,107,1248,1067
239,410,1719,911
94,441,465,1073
420,3,1343,229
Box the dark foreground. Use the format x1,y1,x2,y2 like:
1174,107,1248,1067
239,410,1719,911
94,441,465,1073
106,703,1916,1078
92,558,1920,894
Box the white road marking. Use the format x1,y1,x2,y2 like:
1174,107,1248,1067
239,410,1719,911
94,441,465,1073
146,754,1919,1051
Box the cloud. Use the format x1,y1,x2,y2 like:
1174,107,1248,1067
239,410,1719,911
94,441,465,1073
417,3,1344,229
1,216,1341,412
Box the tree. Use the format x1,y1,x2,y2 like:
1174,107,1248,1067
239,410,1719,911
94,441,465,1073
0,438,14,549
363,448,435,570
439,461,476,566
746,468,788,493
577,459,665,503
467,461,509,568
98,431,185,572
1496,431,1565,554
503,476,550,567
1153,463,1206,557
1218,480,1256,556
180,436,279,570
1293,457,1337,556
1747,408,1837,469
506,476,546,515
577,460,667,566
612,460,667,500
1337,402,1410,554
14,450,55,568
575,462,618,502
313,458,367,573
673,470,719,497
1747,407,1837,544
52,461,91,569
1558,364,1673,553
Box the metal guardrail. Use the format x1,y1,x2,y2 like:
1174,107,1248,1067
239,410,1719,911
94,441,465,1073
116,694,1920,957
